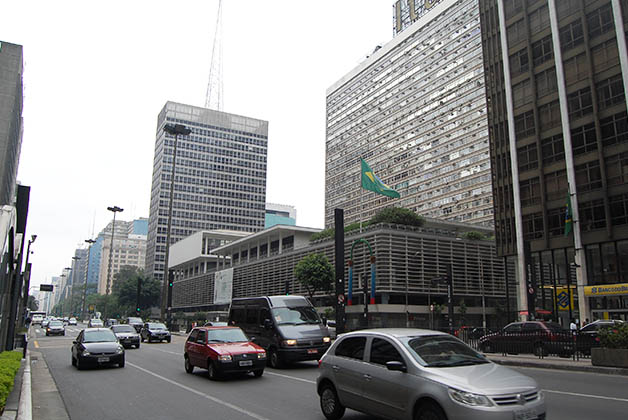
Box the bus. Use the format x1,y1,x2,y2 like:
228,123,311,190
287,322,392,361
29,311,47,325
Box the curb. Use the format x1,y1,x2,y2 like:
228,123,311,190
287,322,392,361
16,353,31,420
491,358,628,376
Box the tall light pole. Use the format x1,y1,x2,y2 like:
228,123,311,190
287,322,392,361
71,256,81,317
19,235,37,326
105,206,123,319
161,123,191,327
82,239,96,321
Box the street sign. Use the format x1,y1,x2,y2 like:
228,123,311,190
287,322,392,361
40,284,53,292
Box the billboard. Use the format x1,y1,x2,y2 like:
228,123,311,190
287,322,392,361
213,268,233,304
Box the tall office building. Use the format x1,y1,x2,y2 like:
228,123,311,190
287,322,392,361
325,0,493,228
265,203,296,228
146,102,268,283
478,0,628,322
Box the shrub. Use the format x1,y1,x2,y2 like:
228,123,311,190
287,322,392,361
460,231,488,241
0,351,22,412
598,322,628,349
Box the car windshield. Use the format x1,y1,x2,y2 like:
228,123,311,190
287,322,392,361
49,321,63,327
148,323,167,330
112,325,136,333
271,306,321,325
402,335,489,367
207,328,249,343
83,330,117,343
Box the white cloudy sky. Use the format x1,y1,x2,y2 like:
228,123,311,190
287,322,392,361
4,0,392,289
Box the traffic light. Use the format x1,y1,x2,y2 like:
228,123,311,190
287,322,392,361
136,306,141,314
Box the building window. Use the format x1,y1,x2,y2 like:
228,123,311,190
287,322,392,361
532,35,553,66
605,152,628,185
575,160,603,192
539,100,561,131
520,177,541,207
507,19,527,46
547,207,566,237
518,143,538,172
597,75,625,111
592,39,620,73
567,87,593,120
528,5,550,34
601,112,628,147
564,53,589,85
510,49,529,77
512,79,533,107
611,194,628,226
571,123,597,155
545,170,568,202
522,212,544,240
536,67,557,98
505,0,524,19
579,199,606,231
542,134,564,165
587,4,614,39
560,19,584,51
514,110,535,140
557,0,581,20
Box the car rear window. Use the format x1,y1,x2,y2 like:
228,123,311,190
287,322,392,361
112,325,135,333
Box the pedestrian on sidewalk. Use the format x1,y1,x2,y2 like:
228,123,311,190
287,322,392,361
570,319,578,332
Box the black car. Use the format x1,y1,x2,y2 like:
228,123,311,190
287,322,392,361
71,328,125,369
141,322,171,343
111,324,141,349
46,320,65,336
126,317,144,333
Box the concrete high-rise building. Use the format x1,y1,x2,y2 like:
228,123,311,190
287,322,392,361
325,0,493,228
0,41,23,207
97,219,148,295
265,203,296,228
146,102,268,283
478,0,628,323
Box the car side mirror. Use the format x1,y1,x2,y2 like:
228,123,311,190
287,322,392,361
250,336,256,342
386,361,407,372
72,341,77,345
263,319,272,330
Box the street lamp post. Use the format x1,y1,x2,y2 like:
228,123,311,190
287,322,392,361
104,206,123,318
63,267,72,317
19,235,37,326
71,256,81,317
82,239,96,321
161,123,191,328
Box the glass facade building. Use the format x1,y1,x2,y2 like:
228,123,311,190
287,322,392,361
479,0,628,322
325,0,494,229
146,102,268,283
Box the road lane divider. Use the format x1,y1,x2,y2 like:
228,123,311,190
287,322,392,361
544,389,628,403
127,362,272,420
33,341,39,348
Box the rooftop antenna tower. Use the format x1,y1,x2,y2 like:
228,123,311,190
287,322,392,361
205,0,224,110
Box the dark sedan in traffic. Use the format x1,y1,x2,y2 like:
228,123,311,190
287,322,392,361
111,324,141,349
141,322,171,343
71,328,125,369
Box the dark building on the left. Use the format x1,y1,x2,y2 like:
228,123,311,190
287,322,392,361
0,41,32,351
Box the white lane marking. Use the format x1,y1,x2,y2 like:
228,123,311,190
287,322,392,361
36,329,41,334
544,389,628,403
264,371,316,384
146,347,181,356
127,362,271,420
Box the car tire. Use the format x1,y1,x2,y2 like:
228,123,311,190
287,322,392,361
76,356,83,370
136,343,140,349
415,402,446,420
167,337,171,343
141,335,144,342
253,369,264,378
320,383,345,420
208,360,220,380
184,355,194,374
71,356,76,367
268,348,283,369
119,358,125,368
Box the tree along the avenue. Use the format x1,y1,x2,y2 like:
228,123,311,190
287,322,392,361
294,253,335,300
27,296,38,311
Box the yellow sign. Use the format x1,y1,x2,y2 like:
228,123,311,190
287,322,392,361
584,283,628,296
555,287,574,311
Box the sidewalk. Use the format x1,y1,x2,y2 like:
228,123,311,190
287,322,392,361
29,350,69,420
489,353,628,376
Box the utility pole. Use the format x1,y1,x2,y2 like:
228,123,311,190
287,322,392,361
82,239,96,321
431,264,454,335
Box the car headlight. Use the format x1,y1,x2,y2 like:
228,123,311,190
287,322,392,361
282,339,297,347
116,346,124,354
218,355,232,362
82,350,91,356
538,390,544,400
448,388,492,407
258,352,266,359
323,337,331,343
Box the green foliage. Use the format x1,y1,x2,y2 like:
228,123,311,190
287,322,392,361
112,266,160,316
294,253,335,299
0,351,22,412
460,231,488,241
27,296,38,311
458,300,467,323
599,322,628,349
193,312,207,323
369,207,425,227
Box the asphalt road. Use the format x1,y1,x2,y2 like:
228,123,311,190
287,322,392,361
31,324,628,420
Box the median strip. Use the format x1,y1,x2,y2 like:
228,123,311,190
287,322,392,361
544,389,628,403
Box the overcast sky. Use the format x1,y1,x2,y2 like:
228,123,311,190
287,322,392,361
4,1,393,289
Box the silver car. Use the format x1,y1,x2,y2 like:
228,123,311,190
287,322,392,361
317,328,546,420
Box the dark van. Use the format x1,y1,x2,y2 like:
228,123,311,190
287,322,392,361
228,295,331,368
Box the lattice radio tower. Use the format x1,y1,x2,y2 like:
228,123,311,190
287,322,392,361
205,0,223,111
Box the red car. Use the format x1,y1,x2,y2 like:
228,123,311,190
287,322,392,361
184,326,266,379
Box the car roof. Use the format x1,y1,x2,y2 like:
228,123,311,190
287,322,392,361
195,326,241,331
84,328,113,332
340,328,450,338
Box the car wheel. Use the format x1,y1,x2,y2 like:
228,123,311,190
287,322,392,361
141,335,144,342
268,349,283,369
208,360,220,380
167,337,171,343
253,369,264,378
76,356,83,370
320,383,345,420
119,358,125,368
71,356,76,367
136,343,140,349
184,356,195,373
415,402,446,420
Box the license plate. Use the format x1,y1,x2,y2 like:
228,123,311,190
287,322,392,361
513,408,537,420
307,349,318,354
97,357,110,363
239,360,253,367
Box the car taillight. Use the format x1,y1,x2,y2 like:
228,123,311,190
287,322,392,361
318,359,322,368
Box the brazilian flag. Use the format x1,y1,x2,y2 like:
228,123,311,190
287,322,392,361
361,159,400,199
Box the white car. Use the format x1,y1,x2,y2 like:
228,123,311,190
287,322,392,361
68,317,77,325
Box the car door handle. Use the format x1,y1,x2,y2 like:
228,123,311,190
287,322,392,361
363,374,372,380
332,365,340,372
